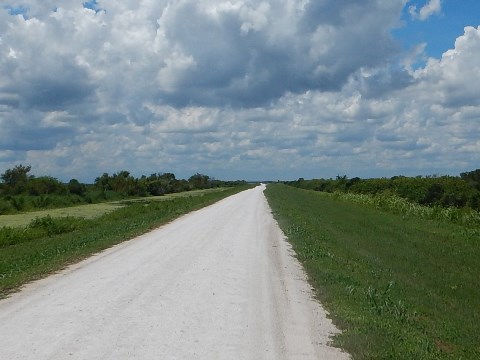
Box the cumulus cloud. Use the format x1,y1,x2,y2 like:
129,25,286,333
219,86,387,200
0,1,479,181
413,26,480,108
1,0,405,109
409,0,442,21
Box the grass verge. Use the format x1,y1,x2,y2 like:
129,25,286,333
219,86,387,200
0,188,231,228
264,184,479,359
0,185,252,298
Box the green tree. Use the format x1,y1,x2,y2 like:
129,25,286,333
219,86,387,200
94,173,112,191
460,169,480,191
109,171,137,194
68,179,86,196
27,176,66,196
188,173,211,189
1,164,32,194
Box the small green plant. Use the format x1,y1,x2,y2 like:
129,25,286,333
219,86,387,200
364,281,408,322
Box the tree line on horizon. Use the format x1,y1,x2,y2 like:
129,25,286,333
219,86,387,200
0,164,247,214
286,169,480,211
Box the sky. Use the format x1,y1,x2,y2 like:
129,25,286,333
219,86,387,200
0,0,479,182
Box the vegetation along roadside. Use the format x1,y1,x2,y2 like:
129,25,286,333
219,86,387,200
0,164,248,215
264,184,479,359
0,185,253,298
0,188,230,229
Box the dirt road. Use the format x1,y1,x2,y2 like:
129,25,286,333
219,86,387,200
0,185,349,359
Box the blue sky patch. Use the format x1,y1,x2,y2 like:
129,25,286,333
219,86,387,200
4,5,28,19
394,0,480,59
83,1,103,13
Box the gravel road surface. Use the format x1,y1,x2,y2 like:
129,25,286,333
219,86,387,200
0,185,349,359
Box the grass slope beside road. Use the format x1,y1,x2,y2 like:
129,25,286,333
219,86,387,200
264,184,479,359
0,188,231,228
0,186,252,298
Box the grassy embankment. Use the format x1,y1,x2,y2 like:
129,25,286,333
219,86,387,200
0,186,252,298
264,184,479,359
0,188,230,228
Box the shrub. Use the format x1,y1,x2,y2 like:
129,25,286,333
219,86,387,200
0,199,12,215
9,196,27,211
68,179,86,196
28,215,86,237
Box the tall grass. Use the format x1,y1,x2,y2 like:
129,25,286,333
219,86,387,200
0,216,87,248
331,191,480,228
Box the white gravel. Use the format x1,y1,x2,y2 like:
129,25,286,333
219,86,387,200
0,185,350,359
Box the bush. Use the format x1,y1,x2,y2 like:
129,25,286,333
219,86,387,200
0,199,12,214
68,179,86,196
288,173,480,211
0,216,87,248
9,196,27,211
331,191,480,228
32,195,52,208
27,176,67,196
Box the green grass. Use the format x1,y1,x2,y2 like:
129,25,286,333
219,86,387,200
0,185,252,298
0,188,230,228
264,184,480,359
0,203,123,228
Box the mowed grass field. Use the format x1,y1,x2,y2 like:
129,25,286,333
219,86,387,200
0,188,229,228
264,184,479,359
0,186,251,297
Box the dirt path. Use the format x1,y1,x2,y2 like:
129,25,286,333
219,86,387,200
0,185,349,359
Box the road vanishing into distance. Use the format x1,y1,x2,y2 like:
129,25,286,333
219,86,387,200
0,185,349,359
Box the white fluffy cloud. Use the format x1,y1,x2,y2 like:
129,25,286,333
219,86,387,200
0,1,479,181
409,0,442,21
1,0,404,108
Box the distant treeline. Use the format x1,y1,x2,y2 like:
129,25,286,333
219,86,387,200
0,164,246,214
286,169,480,211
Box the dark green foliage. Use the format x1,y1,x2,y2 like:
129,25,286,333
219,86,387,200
92,171,242,198
0,199,12,213
142,172,187,195
9,196,26,211
32,195,51,208
461,169,480,191
27,176,67,196
68,179,86,196
0,164,247,214
28,215,85,237
265,184,480,359
94,170,148,196
0,194,89,214
146,180,166,196
188,173,211,189
82,189,123,204
287,170,480,211
1,164,32,195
